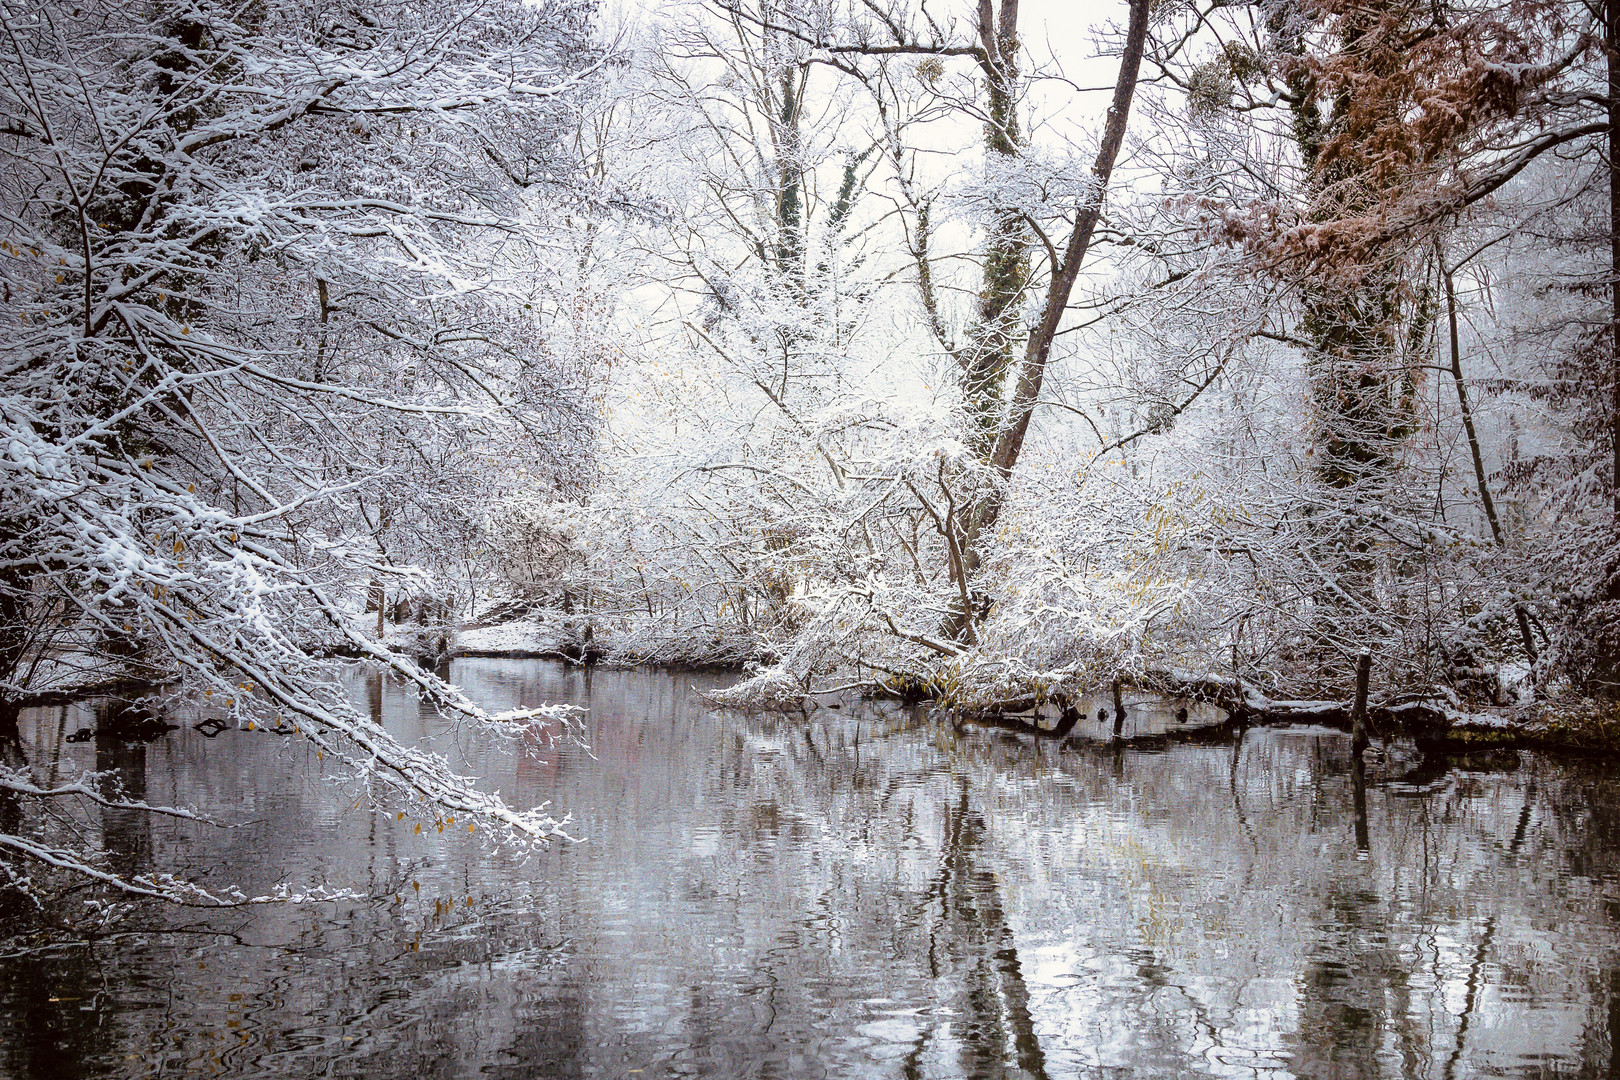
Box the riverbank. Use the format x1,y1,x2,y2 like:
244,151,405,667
427,610,1620,757
453,608,764,669
938,671,1620,757
21,611,1619,757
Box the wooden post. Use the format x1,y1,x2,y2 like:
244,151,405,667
1111,680,1126,740
1351,649,1371,756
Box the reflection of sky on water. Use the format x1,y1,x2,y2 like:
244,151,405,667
2,657,1617,1078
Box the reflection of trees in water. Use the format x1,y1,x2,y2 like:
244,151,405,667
1284,749,1415,1079
506,694,1064,1078
1290,880,1411,1080
955,731,1620,1077
2,699,175,921
0,946,118,1079
7,667,1620,1078
1512,761,1620,1076
906,775,1047,1080
0,713,131,1074
488,965,589,1080
706,704,1620,1078
95,704,152,883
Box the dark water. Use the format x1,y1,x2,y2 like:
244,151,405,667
3,660,1620,1079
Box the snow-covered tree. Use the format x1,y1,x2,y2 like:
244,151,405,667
0,0,611,904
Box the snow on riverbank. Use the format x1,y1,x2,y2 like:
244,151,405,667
455,618,564,658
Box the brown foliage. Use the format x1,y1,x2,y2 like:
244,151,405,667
1167,0,1600,283
1271,0,1595,277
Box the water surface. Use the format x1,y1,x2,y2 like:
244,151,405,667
3,659,1618,1078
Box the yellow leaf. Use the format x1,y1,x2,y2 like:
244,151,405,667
413,822,421,835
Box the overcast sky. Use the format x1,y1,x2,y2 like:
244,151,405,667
599,0,1137,142
604,0,1130,84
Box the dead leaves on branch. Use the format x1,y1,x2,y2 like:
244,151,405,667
1175,0,1601,286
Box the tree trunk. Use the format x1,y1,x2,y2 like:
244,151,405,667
1610,0,1620,519
1441,254,1539,676
952,0,1152,600
774,66,808,298
960,0,1029,458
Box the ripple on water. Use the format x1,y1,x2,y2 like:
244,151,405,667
3,660,1620,1079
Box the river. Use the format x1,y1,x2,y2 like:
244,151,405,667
2,658,1618,1078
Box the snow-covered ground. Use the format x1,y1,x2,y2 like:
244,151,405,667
455,618,564,657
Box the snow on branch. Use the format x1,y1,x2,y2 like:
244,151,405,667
0,0,610,912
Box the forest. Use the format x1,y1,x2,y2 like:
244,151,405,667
1,0,1619,908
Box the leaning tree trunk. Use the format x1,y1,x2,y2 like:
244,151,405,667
1439,248,1540,677
947,0,1152,635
